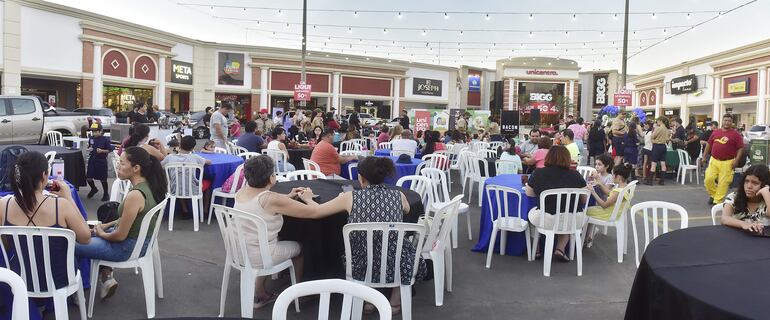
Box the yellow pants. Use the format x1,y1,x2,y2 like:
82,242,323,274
704,157,734,203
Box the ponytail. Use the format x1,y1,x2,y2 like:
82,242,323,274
612,163,633,182
125,123,150,148
11,152,49,214
123,146,167,203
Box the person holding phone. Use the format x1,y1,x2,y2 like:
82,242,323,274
722,164,770,234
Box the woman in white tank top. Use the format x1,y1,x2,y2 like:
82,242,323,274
266,128,296,172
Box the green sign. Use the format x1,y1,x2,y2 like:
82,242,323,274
749,139,769,166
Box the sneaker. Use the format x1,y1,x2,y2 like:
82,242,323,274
100,275,118,300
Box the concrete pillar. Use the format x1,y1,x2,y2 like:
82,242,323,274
393,78,401,118
654,87,661,119
713,76,722,121
507,79,514,111
2,1,21,96
157,55,166,110
259,67,269,112
758,68,767,125
332,72,341,113
568,80,575,114
92,43,103,108
192,45,215,112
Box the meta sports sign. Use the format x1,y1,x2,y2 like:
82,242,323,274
171,60,193,85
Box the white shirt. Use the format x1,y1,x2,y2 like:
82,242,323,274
209,111,228,141
643,131,653,150
391,138,418,153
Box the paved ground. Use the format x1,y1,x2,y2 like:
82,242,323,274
63,170,715,320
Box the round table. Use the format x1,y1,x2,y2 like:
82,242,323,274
472,174,537,256
287,148,313,170
343,156,423,185
625,226,770,320
374,149,423,158
272,179,425,280
195,153,244,189
0,145,87,187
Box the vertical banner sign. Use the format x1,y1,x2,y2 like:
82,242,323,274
413,110,431,133
468,74,481,92
294,82,312,101
614,89,633,107
218,52,244,86
593,74,609,107
449,109,465,131
500,110,520,136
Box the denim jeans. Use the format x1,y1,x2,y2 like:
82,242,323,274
75,228,150,262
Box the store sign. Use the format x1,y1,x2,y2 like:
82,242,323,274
171,60,193,85
218,52,244,86
500,110,520,136
413,110,431,133
670,74,697,95
526,92,560,115
727,77,750,95
593,74,609,107
614,89,632,107
412,78,443,96
468,74,481,92
664,110,674,116
526,69,559,76
293,82,312,101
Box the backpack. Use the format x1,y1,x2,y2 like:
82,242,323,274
97,201,121,223
0,146,28,192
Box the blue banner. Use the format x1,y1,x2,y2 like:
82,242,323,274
468,74,481,92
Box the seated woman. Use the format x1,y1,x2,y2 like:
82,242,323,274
314,157,424,314
498,138,522,174
589,153,615,200
523,137,553,169
75,147,167,300
119,123,167,161
233,155,337,308
308,126,324,148
584,163,634,247
722,164,770,234
267,127,296,172
525,146,587,262
0,152,91,318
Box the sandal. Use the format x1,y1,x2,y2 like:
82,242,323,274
253,292,278,310
584,236,594,248
553,249,571,263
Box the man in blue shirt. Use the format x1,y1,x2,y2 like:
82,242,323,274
236,120,265,153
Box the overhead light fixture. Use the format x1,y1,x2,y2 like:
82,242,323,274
529,13,534,20
353,11,358,17
277,9,282,16
397,12,403,19
572,14,577,21
444,12,449,19
651,13,656,19
613,13,618,20
485,13,491,21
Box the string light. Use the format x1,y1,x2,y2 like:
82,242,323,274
651,13,656,19
485,13,491,21
277,9,282,15
347,27,352,33
613,13,618,20
353,11,358,17
256,20,260,26
572,14,577,21
686,12,692,19
529,31,533,37
242,7,247,14
529,13,534,20
397,12,403,19
459,30,464,36
209,6,214,12
565,31,569,37
383,28,387,34
421,29,427,36
600,31,605,37
444,12,449,19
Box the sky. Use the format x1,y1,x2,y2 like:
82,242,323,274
45,0,770,75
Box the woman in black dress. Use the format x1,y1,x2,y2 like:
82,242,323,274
587,119,607,165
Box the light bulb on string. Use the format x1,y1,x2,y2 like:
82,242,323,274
529,31,534,37
520,43,525,48
572,14,577,21
600,31,605,37
347,27,352,33
565,31,569,37
383,28,387,34
242,7,246,14
651,13,656,19
209,6,214,12
421,30,426,36
285,23,290,29
613,13,618,20
583,42,587,48
397,12,403,19
529,13,534,20
687,12,692,19
353,11,358,17
277,9,282,16
256,20,260,26
444,12,449,19
459,30,463,36
663,28,667,35
485,13,491,21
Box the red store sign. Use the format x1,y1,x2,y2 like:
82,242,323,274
294,82,312,102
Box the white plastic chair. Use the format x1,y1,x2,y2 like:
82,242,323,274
88,199,168,319
348,162,358,180
711,202,724,225
0,227,85,320
463,153,490,206
239,152,261,161
378,142,392,150
44,151,56,174
209,164,246,225
446,145,468,192
340,150,360,157
489,141,504,150
214,147,228,154
164,133,177,144
629,201,689,267
262,149,289,172
421,168,471,249
109,179,132,202
286,170,327,181
530,188,591,277
485,185,531,268
495,159,521,175
458,151,476,201
164,163,204,231
396,175,433,209
470,141,490,152
226,141,239,155
343,222,425,320
45,131,64,147
272,279,392,320
391,149,416,158
477,149,498,159
340,140,363,153
422,154,449,172
111,150,121,178
302,158,320,171
677,149,700,185
421,195,463,307
0,268,29,320
576,166,597,180
584,181,638,263
213,205,300,318
232,146,249,156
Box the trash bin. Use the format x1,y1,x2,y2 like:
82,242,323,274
748,138,770,166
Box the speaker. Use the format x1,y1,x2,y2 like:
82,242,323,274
529,108,540,125
492,81,504,109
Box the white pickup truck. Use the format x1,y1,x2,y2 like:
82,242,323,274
0,96,89,144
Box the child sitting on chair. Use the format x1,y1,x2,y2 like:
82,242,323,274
584,163,634,248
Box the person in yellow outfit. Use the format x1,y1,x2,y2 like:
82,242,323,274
703,114,745,204
584,163,634,247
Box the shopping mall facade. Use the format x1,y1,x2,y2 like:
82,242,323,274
630,39,770,128
0,0,458,121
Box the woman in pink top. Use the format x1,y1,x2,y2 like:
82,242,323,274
524,137,553,169
567,117,588,151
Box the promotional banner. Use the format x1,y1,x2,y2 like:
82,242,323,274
500,110,520,136
413,110,431,133
523,92,560,115
218,52,244,86
171,60,193,85
412,78,443,96
593,74,609,107
469,110,491,132
468,74,481,92
449,109,465,131
407,109,450,133
670,74,698,95
614,90,633,107
727,77,750,95
293,82,312,101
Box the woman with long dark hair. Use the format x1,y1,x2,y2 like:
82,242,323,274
722,164,770,234
422,130,437,155
120,123,167,161
587,119,607,165
75,146,168,300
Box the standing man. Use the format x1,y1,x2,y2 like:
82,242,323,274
703,114,745,205
393,109,410,130
210,103,233,149
611,111,628,164
255,110,275,134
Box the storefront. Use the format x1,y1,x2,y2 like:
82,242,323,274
662,108,681,121
170,91,189,113
21,77,80,109
517,81,567,126
724,102,757,129
103,86,153,112
689,105,713,126
215,93,251,121
269,95,321,113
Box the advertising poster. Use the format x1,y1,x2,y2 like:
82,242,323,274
406,109,450,133
593,74,609,107
468,74,481,93
413,110,431,133
500,110,520,136
449,109,465,131
469,110,491,132
218,52,244,86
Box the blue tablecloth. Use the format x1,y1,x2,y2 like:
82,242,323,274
374,149,423,158
342,156,423,186
472,174,537,256
195,153,244,189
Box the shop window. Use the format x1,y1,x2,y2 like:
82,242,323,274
10,99,36,115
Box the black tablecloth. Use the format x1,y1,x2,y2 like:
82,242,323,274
272,179,424,280
479,158,497,177
287,148,313,170
625,226,770,320
0,145,86,187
